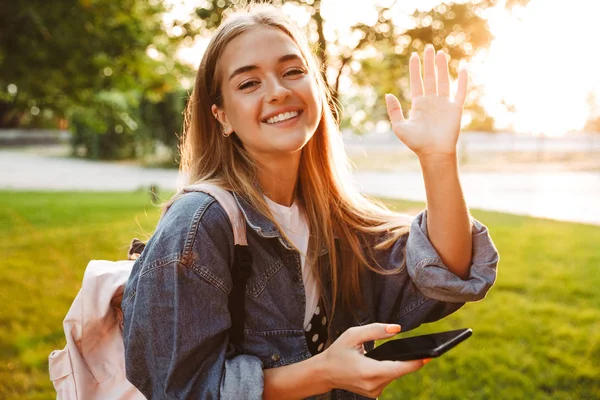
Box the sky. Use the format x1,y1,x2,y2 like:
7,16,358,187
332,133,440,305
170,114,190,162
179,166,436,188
474,0,599,135
165,0,598,136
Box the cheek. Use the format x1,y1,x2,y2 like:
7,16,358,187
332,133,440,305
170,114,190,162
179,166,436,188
229,100,265,146
308,86,322,125
229,97,261,128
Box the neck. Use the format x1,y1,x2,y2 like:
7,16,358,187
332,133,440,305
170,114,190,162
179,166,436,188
256,151,301,207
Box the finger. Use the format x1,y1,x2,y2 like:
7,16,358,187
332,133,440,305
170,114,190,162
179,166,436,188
391,359,426,376
409,52,423,98
345,323,402,345
365,359,425,381
385,94,404,124
455,64,469,105
422,45,437,95
436,50,450,97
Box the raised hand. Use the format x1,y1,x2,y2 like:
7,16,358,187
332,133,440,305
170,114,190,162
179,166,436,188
385,44,468,158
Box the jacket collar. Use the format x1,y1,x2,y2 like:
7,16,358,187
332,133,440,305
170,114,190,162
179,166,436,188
232,191,282,239
232,191,332,255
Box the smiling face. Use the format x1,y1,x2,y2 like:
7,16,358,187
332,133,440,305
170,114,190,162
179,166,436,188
211,26,322,162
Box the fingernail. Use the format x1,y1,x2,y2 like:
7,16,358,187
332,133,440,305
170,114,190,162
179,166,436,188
385,324,401,334
423,358,433,365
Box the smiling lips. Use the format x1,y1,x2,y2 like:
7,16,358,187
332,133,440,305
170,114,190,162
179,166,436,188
261,106,304,126
266,110,300,124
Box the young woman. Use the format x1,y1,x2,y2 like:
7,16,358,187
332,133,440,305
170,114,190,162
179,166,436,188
122,4,499,399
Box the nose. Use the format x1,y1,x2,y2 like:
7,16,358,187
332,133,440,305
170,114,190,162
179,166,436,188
265,76,292,103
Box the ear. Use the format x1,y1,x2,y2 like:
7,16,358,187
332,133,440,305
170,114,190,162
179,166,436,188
211,104,234,135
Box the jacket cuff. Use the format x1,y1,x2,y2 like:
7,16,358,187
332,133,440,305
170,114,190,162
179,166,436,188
406,210,499,303
220,354,264,399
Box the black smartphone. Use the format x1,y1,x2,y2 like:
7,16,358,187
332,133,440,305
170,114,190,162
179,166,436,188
365,328,472,362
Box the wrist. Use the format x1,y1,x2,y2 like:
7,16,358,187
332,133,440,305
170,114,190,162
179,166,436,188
418,153,460,183
313,351,334,393
263,352,333,399
417,152,458,166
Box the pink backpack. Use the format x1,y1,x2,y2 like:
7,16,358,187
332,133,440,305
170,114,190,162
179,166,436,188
48,184,249,399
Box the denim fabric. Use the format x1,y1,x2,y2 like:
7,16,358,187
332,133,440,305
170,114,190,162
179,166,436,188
122,191,499,400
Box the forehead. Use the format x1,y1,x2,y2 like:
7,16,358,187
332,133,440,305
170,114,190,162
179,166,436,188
220,26,304,75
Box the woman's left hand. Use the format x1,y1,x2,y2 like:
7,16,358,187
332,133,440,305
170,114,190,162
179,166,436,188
385,44,468,159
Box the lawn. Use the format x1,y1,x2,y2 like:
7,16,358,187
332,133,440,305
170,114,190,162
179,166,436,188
0,191,598,399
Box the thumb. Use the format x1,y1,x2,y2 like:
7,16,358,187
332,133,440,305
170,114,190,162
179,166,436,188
385,94,405,125
344,323,402,345
378,359,426,377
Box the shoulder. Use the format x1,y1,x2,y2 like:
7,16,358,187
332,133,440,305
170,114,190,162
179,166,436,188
140,192,235,268
160,191,232,235
123,192,238,312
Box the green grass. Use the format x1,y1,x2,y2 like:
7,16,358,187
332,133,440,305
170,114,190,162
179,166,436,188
1,191,599,399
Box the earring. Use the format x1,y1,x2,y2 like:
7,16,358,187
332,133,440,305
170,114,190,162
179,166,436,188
222,125,231,138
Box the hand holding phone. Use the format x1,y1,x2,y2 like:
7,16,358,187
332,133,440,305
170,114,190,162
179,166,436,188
365,328,472,362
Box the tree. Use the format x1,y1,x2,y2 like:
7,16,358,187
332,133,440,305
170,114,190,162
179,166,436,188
0,0,196,159
188,0,528,130
0,0,187,128
351,1,522,132
189,0,401,118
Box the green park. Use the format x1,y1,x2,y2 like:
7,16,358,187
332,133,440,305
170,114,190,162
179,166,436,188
1,0,599,399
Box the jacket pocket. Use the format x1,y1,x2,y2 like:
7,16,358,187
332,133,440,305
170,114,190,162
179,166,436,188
242,329,306,368
245,258,285,297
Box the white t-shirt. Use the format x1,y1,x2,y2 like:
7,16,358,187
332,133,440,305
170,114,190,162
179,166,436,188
264,195,319,329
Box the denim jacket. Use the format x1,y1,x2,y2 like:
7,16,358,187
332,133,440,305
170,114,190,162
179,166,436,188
122,191,499,400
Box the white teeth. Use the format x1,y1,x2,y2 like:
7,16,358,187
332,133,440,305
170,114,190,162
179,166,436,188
266,110,299,124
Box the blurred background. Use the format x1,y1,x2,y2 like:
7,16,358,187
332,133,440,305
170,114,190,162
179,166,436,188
1,0,598,399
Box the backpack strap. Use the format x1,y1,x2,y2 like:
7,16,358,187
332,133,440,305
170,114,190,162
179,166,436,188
229,245,252,346
182,184,247,246
181,184,251,349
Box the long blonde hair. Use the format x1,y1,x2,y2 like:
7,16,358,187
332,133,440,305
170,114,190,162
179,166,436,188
170,4,412,319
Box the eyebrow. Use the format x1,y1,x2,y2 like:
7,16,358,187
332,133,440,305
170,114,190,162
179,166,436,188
228,53,303,81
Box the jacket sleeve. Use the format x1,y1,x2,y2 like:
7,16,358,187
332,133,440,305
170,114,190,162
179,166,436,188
122,193,264,400
373,209,499,331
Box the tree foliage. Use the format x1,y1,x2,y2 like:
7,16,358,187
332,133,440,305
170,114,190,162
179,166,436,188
0,0,186,119
189,0,529,132
0,0,533,159
0,0,191,158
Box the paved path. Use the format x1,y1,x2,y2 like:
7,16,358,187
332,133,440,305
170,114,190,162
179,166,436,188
0,150,184,191
354,170,600,226
1,150,599,226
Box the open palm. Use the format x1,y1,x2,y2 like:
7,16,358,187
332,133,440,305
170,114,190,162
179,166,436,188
385,45,468,157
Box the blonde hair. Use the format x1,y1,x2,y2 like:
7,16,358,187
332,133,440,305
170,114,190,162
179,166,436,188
169,3,412,321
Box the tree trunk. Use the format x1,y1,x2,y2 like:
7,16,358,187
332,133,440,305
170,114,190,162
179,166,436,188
313,0,328,83
312,1,342,122
0,101,23,128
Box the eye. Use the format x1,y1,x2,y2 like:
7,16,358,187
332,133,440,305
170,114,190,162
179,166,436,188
239,80,260,90
284,68,306,77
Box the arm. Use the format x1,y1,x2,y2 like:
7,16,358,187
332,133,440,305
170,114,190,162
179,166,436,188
374,210,498,331
384,45,475,280
419,153,472,279
263,353,330,399
122,195,263,399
